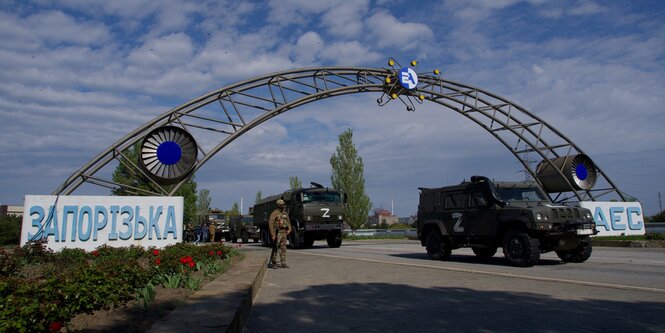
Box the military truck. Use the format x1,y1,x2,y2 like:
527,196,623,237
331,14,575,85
416,176,598,267
209,211,231,242
229,214,260,243
253,182,345,248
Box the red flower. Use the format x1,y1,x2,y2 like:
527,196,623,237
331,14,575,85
49,321,63,332
216,250,222,256
179,256,192,264
208,250,214,256
188,261,195,268
92,250,100,257
152,249,159,256
155,258,161,266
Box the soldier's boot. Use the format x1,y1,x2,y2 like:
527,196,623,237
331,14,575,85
281,263,290,269
269,261,279,269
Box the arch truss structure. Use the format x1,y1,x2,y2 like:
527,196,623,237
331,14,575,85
53,65,626,203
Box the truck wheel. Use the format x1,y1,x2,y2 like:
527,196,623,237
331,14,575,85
426,230,451,260
556,239,592,263
224,233,231,242
304,235,315,248
231,229,238,243
253,238,259,243
472,246,497,259
327,231,342,248
242,231,249,243
502,231,540,267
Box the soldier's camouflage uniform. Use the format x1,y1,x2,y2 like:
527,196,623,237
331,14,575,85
269,207,292,267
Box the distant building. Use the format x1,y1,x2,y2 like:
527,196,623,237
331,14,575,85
368,208,398,226
0,205,23,217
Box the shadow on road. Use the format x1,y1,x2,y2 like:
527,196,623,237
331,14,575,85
389,252,563,267
245,282,665,333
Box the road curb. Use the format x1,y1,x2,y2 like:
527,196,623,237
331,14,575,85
227,251,268,333
148,250,269,333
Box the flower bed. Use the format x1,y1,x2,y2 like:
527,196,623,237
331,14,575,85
0,240,240,332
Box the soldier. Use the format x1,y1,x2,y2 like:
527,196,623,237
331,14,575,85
269,199,292,268
208,221,216,242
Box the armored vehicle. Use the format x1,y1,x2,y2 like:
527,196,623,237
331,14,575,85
230,214,260,243
253,182,345,248
416,176,598,267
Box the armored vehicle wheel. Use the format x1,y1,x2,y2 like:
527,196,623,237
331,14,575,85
472,246,497,259
426,230,451,260
224,234,231,242
304,235,315,248
556,239,592,263
242,231,249,243
503,231,540,267
253,237,260,243
327,230,342,248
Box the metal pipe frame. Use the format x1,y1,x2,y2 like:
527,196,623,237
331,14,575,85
52,67,625,203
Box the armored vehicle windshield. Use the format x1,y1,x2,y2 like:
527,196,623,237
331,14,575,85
495,183,547,202
302,191,341,204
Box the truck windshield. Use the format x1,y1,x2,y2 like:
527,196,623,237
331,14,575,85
241,217,253,224
302,191,341,204
497,186,546,201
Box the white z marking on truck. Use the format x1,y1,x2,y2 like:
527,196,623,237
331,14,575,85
321,208,330,218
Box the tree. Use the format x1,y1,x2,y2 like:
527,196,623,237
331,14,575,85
289,176,302,189
228,202,241,219
196,189,212,224
255,191,262,203
111,142,198,224
330,129,371,230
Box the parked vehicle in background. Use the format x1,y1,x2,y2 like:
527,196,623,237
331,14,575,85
209,211,231,242
230,214,260,243
416,176,598,267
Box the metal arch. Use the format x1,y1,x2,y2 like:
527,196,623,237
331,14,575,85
53,66,626,203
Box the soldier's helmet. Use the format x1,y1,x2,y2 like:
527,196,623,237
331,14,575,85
276,199,285,207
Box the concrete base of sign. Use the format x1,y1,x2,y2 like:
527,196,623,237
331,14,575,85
591,239,665,248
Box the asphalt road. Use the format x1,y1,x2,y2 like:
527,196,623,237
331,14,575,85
243,240,665,333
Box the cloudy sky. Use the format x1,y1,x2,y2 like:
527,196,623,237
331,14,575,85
1,0,664,217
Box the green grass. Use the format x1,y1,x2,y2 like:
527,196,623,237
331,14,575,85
593,233,664,241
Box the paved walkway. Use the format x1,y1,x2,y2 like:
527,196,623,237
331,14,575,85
148,246,269,333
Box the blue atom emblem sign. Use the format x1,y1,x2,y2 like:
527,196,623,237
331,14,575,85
399,67,418,89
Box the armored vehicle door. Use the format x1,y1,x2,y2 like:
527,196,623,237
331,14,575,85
465,184,497,239
443,190,466,235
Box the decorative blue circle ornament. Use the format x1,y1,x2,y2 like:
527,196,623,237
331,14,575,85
399,67,418,90
139,126,198,185
575,163,588,181
156,141,182,165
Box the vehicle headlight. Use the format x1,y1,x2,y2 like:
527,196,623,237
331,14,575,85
585,212,592,219
306,216,312,221
338,215,343,220
536,213,543,221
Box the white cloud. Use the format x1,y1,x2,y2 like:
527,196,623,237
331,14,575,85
294,31,324,64
319,41,382,65
366,11,433,50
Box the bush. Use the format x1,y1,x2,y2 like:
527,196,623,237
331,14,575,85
0,215,21,246
0,241,239,331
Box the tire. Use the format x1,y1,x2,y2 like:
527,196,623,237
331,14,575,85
253,238,259,243
502,231,540,267
224,233,231,242
425,230,451,260
472,246,497,259
242,231,249,243
304,234,315,248
326,230,342,248
556,239,592,263
231,229,238,243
